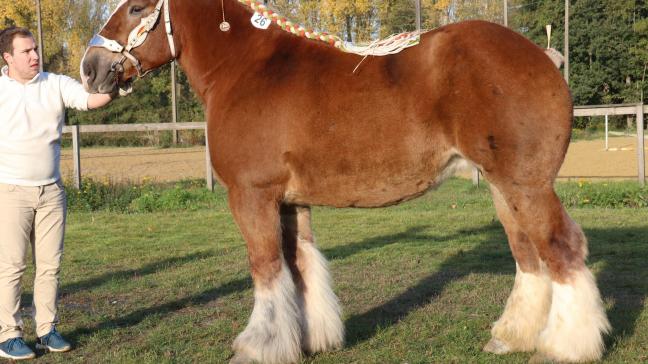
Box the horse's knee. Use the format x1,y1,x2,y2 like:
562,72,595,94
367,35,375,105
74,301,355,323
248,252,283,286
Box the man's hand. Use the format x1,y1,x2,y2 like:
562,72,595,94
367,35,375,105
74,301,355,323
87,93,113,110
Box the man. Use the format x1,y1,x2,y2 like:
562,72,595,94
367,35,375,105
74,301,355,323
0,26,113,360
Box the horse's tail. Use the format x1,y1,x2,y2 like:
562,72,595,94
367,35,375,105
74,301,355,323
544,48,564,69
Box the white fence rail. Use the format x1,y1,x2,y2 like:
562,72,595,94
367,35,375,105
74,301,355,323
63,103,646,190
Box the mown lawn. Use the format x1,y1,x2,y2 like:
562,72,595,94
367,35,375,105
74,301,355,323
16,180,648,363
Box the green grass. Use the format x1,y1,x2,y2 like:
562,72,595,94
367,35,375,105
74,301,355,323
16,180,648,363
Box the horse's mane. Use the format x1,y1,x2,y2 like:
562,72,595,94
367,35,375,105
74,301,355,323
235,0,421,57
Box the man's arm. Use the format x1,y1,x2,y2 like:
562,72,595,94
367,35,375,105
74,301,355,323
87,93,113,109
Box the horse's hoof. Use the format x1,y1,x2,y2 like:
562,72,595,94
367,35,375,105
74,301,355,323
483,337,511,354
528,353,555,364
229,352,254,364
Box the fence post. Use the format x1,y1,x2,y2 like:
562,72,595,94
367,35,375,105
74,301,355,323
472,166,480,186
637,103,645,187
604,114,609,151
205,125,214,191
72,124,81,189
171,61,179,144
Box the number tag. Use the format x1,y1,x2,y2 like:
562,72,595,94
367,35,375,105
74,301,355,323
251,12,271,30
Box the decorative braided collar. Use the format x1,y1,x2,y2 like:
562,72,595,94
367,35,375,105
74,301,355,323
237,0,421,56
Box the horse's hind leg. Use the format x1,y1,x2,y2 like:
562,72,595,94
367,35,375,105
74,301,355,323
484,186,552,354
280,205,344,354
228,188,301,364
493,183,610,362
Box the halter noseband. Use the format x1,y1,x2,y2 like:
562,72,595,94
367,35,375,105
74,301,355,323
87,0,176,78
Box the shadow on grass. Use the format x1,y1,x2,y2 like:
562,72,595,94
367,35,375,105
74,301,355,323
21,250,216,310
64,224,501,342
344,220,511,347
63,221,647,357
66,276,253,342
61,250,216,295
343,223,648,353
321,225,432,260
586,226,648,356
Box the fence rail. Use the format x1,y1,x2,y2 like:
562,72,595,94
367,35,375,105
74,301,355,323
63,122,214,190
63,103,646,190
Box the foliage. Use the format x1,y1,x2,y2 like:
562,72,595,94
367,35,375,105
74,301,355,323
513,0,648,106
65,176,147,212
556,180,648,208
64,178,225,213
67,65,205,128
128,183,224,213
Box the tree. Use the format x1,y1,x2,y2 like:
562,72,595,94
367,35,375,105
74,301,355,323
513,0,648,109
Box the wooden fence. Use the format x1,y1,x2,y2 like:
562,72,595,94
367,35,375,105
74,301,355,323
63,103,646,190
62,122,214,190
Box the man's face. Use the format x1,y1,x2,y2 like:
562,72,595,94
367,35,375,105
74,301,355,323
3,36,40,82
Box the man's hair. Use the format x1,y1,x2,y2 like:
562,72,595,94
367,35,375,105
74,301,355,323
0,26,34,63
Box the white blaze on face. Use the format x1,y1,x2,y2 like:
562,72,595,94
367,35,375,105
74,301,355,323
80,0,130,87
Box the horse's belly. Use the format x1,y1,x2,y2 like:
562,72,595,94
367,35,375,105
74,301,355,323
284,153,464,208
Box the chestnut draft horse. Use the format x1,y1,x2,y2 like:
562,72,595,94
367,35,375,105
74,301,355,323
81,0,610,363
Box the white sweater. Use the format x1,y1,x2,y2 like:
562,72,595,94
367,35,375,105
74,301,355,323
0,66,89,186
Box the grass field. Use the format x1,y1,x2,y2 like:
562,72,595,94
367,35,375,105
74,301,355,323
16,180,648,363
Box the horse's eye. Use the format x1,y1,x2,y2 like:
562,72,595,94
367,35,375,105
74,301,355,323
129,6,144,15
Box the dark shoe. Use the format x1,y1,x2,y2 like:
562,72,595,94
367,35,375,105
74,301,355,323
0,337,36,360
36,327,71,353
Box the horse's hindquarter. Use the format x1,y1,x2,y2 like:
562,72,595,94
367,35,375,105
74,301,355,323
209,20,572,207
429,21,573,186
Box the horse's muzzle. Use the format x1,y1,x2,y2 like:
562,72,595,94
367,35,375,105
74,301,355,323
81,48,123,94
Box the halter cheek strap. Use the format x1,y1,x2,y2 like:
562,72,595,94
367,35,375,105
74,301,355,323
87,0,176,78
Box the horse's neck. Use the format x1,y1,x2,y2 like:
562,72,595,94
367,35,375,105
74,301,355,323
175,0,293,103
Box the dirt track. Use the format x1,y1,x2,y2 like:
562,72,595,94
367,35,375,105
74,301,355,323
558,136,647,180
60,136,648,183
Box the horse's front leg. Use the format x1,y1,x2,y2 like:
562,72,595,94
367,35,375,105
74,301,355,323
228,188,302,364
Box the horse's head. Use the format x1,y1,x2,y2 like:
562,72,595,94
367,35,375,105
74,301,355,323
81,0,176,94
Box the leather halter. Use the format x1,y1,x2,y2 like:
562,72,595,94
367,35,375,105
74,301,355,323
87,0,176,78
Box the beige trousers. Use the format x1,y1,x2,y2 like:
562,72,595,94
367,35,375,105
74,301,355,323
0,181,66,341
